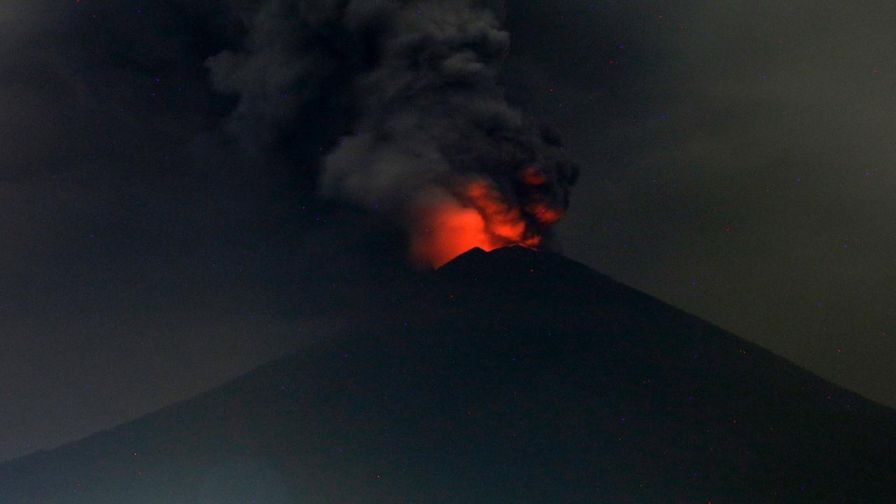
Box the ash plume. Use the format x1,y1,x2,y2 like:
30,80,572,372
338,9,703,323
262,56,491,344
208,0,578,266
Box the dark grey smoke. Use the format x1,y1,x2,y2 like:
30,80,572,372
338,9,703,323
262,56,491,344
208,0,578,261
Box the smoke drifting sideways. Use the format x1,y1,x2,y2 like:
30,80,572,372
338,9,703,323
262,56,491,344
209,0,578,268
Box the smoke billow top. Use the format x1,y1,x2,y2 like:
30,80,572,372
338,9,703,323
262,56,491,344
209,0,578,267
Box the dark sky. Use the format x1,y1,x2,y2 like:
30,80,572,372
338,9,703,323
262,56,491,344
1,0,894,462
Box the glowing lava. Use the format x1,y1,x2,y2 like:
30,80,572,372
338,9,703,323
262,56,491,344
411,179,560,268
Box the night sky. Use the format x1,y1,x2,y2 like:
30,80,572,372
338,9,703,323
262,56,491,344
2,0,894,463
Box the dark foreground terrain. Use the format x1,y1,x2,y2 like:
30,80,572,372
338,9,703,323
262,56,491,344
1,247,894,502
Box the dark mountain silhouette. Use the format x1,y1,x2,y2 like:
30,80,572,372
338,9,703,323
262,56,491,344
1,247,894,503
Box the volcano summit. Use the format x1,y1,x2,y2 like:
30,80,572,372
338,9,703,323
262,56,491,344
1,247,893,502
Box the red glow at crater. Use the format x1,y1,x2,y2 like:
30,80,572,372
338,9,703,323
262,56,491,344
411,179,562,268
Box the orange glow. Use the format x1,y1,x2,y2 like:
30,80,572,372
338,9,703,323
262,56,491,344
411,202,500,268
464,181,527,240
527,202,565,225
519,165,548,186
411,179,564,268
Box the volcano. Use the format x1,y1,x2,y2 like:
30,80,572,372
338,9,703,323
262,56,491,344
1,247,894,502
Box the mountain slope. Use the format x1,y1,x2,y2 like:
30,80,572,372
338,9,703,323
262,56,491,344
1,247,894,503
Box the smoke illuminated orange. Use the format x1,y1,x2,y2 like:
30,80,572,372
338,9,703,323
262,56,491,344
411,179,561,268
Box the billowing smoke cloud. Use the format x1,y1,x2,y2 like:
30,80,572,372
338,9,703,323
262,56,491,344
208,0,578,267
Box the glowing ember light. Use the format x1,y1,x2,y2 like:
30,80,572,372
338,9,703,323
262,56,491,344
411,201,499,268
527,202,564,225
519,165,548,186
411,178,564,268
